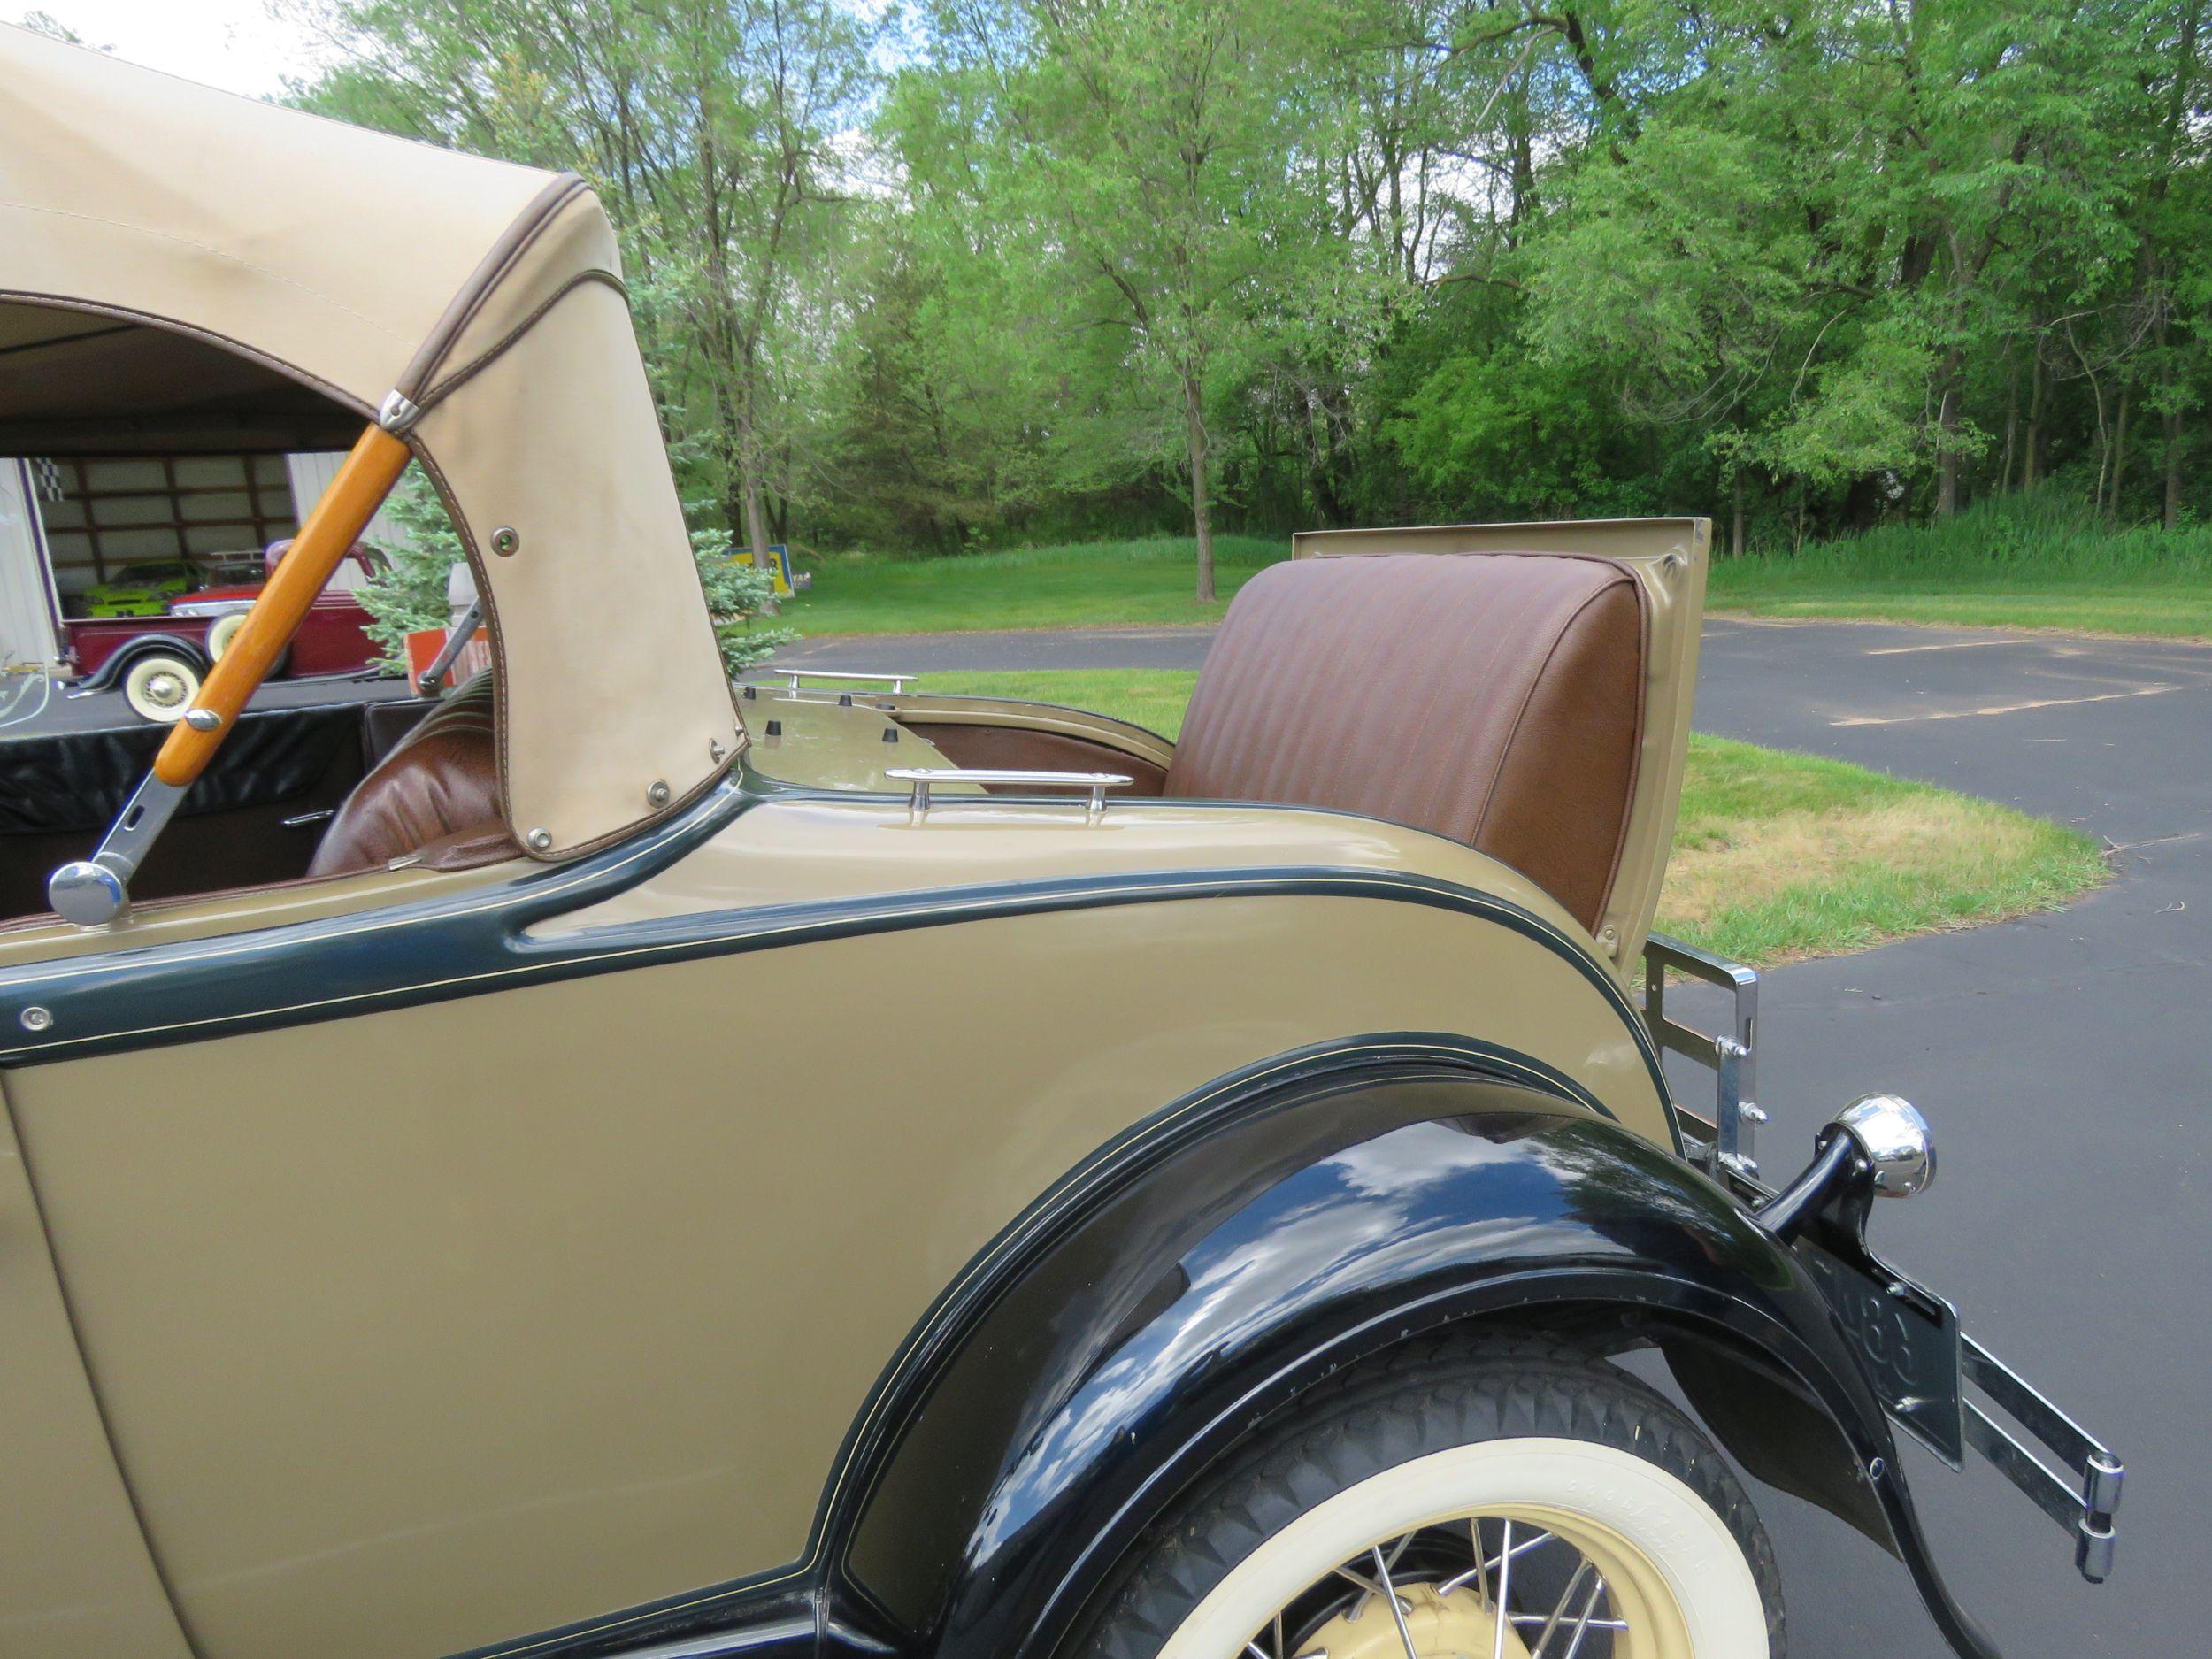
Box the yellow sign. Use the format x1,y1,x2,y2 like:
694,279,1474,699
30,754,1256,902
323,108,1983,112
733,544,794,597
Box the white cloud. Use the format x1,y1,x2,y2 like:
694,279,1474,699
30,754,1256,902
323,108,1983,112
22,1,334,99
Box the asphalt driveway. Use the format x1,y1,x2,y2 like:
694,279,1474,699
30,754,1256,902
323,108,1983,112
787,617,2212,1658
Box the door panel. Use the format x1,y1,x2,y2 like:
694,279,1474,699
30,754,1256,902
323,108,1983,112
0,1079,193,1659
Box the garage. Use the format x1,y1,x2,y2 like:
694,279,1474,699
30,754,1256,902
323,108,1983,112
0,303,403,684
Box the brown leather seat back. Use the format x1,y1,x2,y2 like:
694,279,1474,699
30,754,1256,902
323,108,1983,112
308,674,511,877
1165,553,1646,932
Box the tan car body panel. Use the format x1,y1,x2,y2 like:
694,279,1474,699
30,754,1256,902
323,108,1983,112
0,1081,194,1659
1,780,1668,1659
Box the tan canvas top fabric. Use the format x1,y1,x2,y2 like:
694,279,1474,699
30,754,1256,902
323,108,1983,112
0,24,740,857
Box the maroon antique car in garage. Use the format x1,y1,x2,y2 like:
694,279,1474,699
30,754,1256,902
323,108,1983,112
63,539,388,720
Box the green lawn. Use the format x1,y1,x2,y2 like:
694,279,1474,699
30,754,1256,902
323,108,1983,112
786,498,2211,641
923,670,2108,968
783,535,1277,635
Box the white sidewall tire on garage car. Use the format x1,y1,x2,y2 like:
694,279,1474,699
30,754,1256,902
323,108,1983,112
206,611,246,661
121,652,203,724
1080,1342,1783,1659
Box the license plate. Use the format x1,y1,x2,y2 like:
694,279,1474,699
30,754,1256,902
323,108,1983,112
1796,1237,1966,1468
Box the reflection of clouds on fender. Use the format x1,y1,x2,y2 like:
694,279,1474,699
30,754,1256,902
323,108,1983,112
969,1121,1629,1559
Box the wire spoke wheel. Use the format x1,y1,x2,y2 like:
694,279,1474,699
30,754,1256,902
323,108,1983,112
1238,1507,1692,1659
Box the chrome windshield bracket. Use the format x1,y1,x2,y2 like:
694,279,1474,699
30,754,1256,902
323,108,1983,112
1642,933,1766,1177
47,771,190,926
885,767,1133,818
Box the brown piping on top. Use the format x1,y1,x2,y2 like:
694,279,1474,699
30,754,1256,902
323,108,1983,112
393,172,594,402
416,270,628,411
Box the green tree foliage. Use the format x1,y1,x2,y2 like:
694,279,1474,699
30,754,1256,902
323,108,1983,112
295,0,2212,559
298,0,876,559
354,469,468,672
690,534,797,676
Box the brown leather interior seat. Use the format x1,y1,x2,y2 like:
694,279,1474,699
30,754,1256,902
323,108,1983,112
308,673,513,877
1165,552,1646,933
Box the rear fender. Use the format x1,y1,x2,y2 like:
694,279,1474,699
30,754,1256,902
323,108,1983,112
75,633,206,692
832,1067,1997,1659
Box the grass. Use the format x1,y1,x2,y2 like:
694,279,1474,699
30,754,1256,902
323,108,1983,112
783,534,1277,634
923,669,2109,968
1707,495,2212,639
786,495,2212,641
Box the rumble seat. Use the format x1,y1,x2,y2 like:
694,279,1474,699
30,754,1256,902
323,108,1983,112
1164,552,1645,933
307,673,514,876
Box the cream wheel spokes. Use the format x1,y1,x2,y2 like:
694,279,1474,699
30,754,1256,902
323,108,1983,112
1241,1511,1692,1659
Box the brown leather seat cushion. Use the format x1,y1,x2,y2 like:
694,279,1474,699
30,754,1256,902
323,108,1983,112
1165,553,1644,932
308,674,512,877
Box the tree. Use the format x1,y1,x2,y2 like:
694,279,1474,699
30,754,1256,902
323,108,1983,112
908,0,1366,598
296,0,875,557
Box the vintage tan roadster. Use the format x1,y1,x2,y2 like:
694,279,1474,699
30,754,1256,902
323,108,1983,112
0,26,2123,1659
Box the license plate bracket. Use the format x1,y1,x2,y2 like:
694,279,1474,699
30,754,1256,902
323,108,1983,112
1795,1233,1966,1468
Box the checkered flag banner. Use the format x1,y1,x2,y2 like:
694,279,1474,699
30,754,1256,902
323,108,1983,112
30,457,63,502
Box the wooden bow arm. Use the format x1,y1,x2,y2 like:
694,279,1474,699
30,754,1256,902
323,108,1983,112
154,424,411,787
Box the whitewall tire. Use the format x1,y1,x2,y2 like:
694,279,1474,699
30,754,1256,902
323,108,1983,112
1079,1339,1783,1659
206,610,246,661
120,652,203,724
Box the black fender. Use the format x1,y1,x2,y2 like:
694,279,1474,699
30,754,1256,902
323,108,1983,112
829,1056,2000,1659
75,631,207,692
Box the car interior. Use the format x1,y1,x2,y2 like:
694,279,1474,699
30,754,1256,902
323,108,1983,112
3,544,1650,941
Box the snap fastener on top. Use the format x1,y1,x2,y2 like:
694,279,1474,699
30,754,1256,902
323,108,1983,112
19,1005,52,1032
491,526,522,557
646,780,671,807
526,827,553,851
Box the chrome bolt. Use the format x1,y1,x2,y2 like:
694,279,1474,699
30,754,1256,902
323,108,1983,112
490,526,522,557
526,827,553,851
183,708,222,732
646,780,671,808
19,1006,51,1033
709,738,727,764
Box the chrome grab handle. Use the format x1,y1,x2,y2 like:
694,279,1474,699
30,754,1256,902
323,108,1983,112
885,767,1133,815
769,667,920,695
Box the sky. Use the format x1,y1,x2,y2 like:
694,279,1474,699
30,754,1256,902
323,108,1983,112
19,1,335,98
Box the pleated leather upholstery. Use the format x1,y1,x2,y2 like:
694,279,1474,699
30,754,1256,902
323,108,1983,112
1165,552,1646,933
308,674,512,876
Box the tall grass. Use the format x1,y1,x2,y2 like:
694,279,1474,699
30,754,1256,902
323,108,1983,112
1709,493,2212,636
1737,494,2212,583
